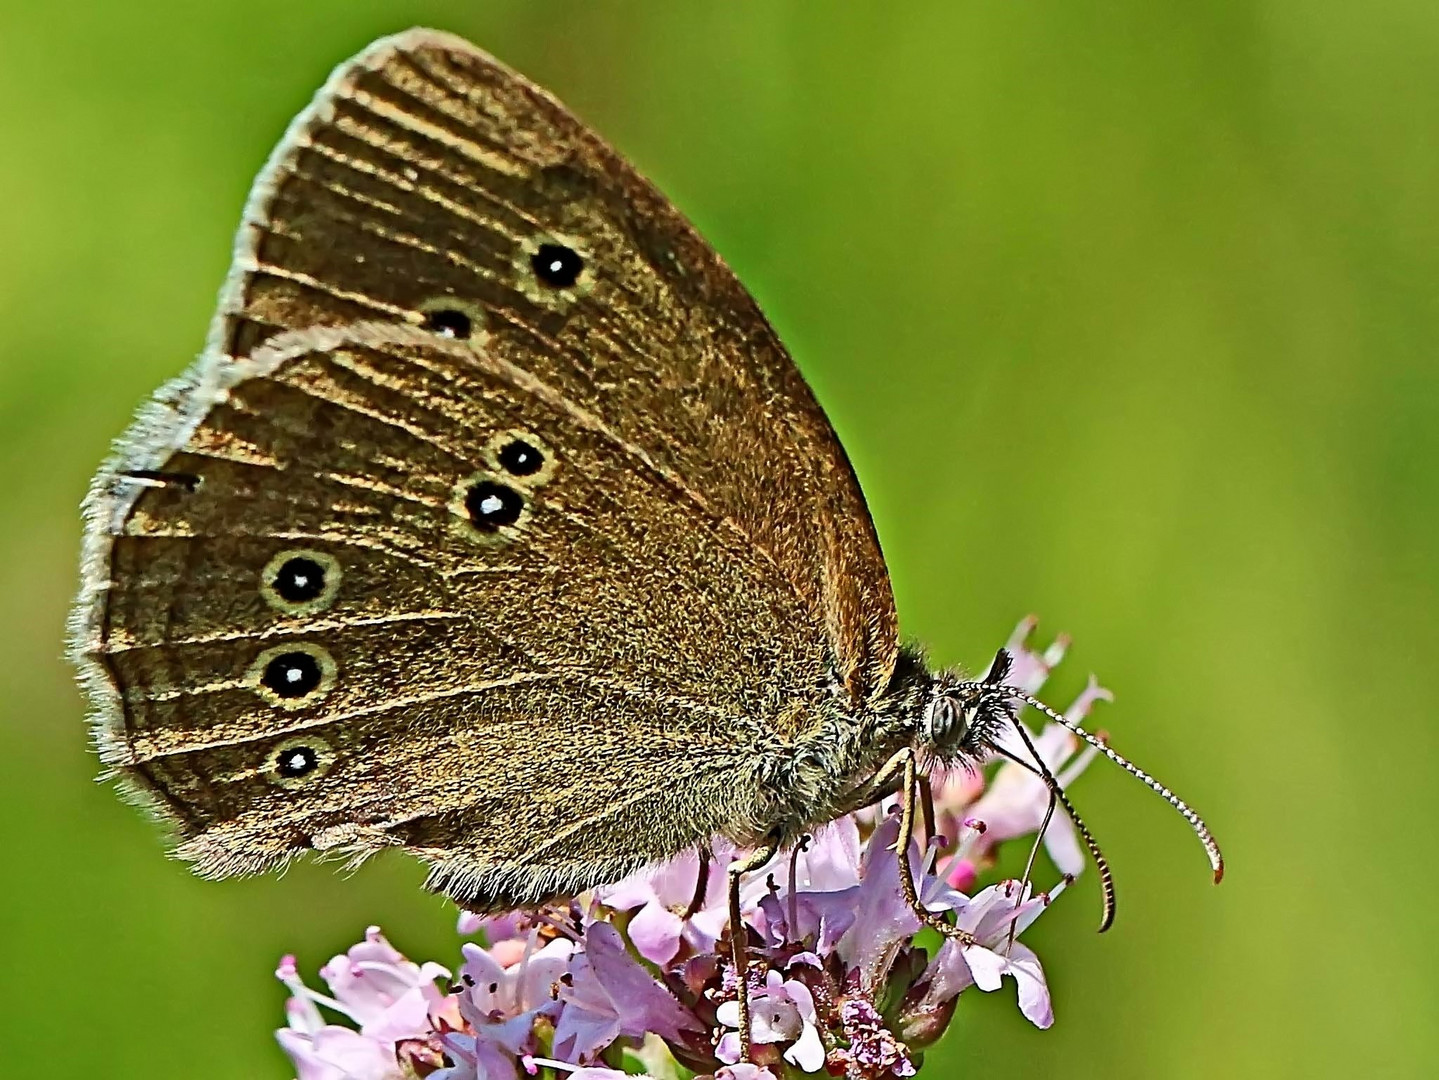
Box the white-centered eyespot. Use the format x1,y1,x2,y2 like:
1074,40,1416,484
260,549,342,616
449,471,530,544
483,429,558,487
417,297,489,343
247,642,338,709
265,734,335,788
514,233,595,309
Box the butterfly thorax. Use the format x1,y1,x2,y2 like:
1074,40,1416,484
743,646,936,850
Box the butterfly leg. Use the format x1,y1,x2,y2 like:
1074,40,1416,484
728,836,779,1062
1008,787,1058,950
892,748,980,948
682,846,714,921
857,747,913,813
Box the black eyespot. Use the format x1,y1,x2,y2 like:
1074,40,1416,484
272,556,326,603
422,308,473,339
276,745,320,779
261,652,323,699
530,243,584,288
464,480,525,530
497,439,544,477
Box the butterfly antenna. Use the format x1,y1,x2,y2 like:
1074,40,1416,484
994,723,1117,932
1008,689,1225,885
1012,785,1056,949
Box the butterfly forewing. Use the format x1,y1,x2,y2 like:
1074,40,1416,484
222,30,897,699
72,30,899,908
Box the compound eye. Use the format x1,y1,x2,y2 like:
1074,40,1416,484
927,695,968,745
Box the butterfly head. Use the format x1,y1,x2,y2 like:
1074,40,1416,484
917,646,1225,932
920,649,1021,767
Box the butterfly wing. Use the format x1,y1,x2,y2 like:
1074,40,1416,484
217,29,898,701
71,30,899,907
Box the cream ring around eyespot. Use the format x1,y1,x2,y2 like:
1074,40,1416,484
513,232,596,309
449,471,531,545
265,734,336,789
260,549,342,617
483,429,559,487
246,642,338,710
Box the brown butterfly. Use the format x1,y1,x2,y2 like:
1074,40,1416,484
70,28,1220,1050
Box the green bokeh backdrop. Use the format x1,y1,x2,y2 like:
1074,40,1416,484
2,2,1434,1077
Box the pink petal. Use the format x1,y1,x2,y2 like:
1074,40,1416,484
717,1067,781,1080
944,858,978,892
999,616,1065,693
473,1037,522,1080
918,938,974,1006
361,984,437,1042
1005,942,1054,1028
550,1000,620,1066
513,938,576,1011
792,818,863,891
783,979,818,1024
284,993,326,1035
1041,817,1086,878
961,946,1007,993
600,849,705,910
714,1031,744,1065
477,1012,543,1056
960,879,1061,943
460,942,508,991
785,1023,827,1072
584,922,699,1041
838,816,922,975
625,900,685,965
277,1026,399,1080
594,867,663,911
1065,676,1112,725
321,930,446,1030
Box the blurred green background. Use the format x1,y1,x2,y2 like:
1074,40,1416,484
1,1,1434,1076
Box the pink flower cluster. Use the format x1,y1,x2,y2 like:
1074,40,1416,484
276,620,1104,1080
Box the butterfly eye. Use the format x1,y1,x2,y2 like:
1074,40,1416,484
422,308,473,339
248,643,337,709
926,695,968,746
261,549,341,616
530,242,584,288
464,480,525,530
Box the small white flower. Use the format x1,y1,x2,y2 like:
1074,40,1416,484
715,969,827,1072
